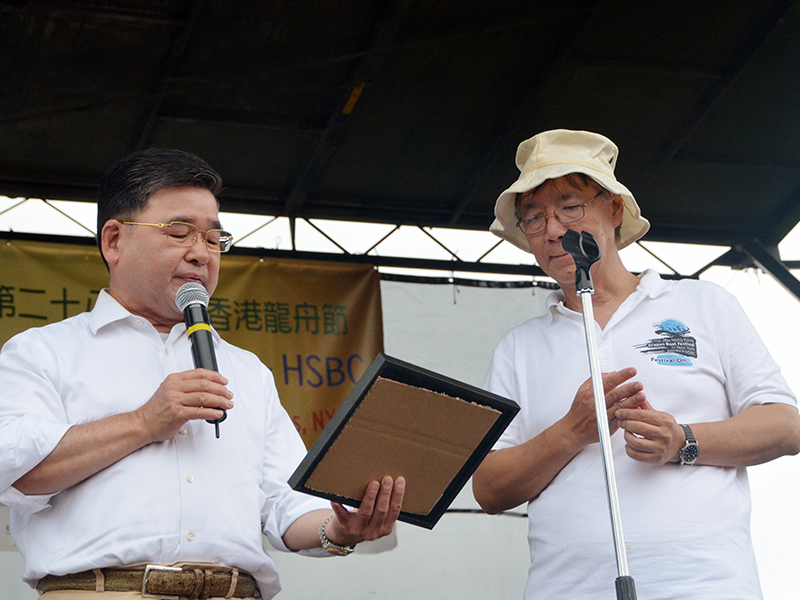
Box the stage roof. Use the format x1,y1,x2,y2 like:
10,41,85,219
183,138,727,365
2,1,800,263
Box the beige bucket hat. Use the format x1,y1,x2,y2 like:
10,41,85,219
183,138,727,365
490,129,650,253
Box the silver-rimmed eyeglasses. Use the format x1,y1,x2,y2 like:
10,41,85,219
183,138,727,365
516,191,603,236
123,221,234,252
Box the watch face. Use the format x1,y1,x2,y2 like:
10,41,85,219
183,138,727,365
682,443,699,464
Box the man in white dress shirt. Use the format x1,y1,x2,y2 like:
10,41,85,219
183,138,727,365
0,148,405,599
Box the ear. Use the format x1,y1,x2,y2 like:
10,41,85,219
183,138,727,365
101,220,123,266
610,195,625,228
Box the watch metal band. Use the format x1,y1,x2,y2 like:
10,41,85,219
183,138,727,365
319,514,355,556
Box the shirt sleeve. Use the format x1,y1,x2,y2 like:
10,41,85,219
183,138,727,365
256,364,331,556
0,330,71,513
714,288,797,413
484,331,524,451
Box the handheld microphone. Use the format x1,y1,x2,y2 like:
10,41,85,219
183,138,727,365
175,282,226,438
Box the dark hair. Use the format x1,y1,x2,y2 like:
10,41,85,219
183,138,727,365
96,148,223,255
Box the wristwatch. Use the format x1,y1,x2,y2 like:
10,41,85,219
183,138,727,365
678,424,699,465
319,514,355,556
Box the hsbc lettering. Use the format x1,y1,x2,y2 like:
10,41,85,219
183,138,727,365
281,353,364,387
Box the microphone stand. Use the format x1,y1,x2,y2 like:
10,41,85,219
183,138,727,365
562,229,637,600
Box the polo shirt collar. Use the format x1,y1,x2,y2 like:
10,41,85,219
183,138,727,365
544,268,667,321
636,268,670,298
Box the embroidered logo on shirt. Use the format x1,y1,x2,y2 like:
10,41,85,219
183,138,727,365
635,318,697,366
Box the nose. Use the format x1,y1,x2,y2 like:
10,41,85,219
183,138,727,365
185,233,212,264
544,212,569,240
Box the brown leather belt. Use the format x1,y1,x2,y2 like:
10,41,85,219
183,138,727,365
36,565,259,599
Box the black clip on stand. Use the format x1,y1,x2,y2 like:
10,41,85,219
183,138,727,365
562,229,637,600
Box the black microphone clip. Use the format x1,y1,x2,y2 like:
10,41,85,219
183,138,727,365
562,229,601,294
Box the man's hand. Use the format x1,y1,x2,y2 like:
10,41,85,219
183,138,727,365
281,476,406,551
562,367,647,449
13,368,233,496
325,476,406,547
136,369,234,442
615,400,684,465
474,367,648,514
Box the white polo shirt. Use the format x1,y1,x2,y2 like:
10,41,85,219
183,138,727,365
485,269,797,600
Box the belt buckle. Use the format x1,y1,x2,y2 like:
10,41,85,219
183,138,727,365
142,564,183,600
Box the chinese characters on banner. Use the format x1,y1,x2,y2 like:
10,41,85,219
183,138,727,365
0,238,383,448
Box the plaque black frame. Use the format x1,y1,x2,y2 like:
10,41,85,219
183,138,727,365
288,353,520,529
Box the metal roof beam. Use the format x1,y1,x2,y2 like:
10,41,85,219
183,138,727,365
3,2,184,26
129,0,207,152
0,230,696,282
738,238,800,302
282,0,416,219
633,0,796,196
0,230,547,277
158,106,324,134
447,0,605,227
767,181,800,247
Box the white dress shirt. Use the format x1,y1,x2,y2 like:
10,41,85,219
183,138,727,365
0,290,330,598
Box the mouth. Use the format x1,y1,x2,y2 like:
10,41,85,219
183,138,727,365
177,275,206,286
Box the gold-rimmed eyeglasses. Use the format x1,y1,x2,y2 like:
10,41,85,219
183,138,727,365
123,221,234,252
515,192,603,236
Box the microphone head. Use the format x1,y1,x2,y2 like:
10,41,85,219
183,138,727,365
175,282,210,312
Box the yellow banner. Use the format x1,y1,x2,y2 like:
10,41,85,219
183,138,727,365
0,238,383,447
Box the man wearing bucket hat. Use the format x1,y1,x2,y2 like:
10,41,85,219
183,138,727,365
473,129,800,599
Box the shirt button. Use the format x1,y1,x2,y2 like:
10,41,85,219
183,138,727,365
598,340,605,347
165,348,170,356
187,532,195,541
135,319,144,327
178,428,188,435
187,474,195,483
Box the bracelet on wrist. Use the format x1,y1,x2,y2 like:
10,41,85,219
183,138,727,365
319,514,355,556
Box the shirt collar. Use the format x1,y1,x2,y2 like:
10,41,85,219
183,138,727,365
636,268,670,298
545,288,566,320
88,289,221,341
544,268,667,320
88,289,134,334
